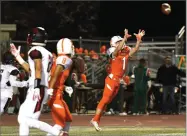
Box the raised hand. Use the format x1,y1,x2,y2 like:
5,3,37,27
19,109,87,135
124,29,132,40
134,29,145,41
10,43,21,57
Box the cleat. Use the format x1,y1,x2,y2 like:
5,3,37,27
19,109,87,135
119,112,127,116
58,131,64,136
90,119,102,131
62,131,69,136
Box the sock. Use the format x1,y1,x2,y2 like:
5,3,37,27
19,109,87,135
19,123,29,136
63,122,71,132
93,108,103,123
46,124,63,136
93,100,107,123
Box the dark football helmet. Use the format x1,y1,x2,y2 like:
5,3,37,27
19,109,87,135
2,51,15,65
27,27,48,46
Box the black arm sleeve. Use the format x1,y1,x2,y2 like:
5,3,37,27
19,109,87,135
156,68,161,83
29,49,42,60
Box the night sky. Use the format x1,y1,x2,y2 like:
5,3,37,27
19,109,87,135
99,1,186,39
1,1,186,40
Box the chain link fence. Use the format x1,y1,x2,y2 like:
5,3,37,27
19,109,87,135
0,38,182,82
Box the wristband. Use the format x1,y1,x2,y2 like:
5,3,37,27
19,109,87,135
16,55,25,65
47,88,54,96
34,78,41,88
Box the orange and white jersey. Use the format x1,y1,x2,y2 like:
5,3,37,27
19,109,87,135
50,55,72,93
107,46,131,79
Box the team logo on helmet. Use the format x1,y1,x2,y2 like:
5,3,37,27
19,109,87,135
27,27,48,46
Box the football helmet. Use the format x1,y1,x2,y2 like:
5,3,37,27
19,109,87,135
27,27,48,46
56,38,75,57
110,36,123,47
2,51,15,65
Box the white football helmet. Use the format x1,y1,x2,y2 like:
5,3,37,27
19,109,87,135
57,38,75,57
110,36,123,47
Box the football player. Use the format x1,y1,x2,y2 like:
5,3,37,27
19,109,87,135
10,27,64,136
91,29,145,131
47,38,75,136
0,51,28,115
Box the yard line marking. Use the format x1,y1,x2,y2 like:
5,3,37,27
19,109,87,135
147,120,162,123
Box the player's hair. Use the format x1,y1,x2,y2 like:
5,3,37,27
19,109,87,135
2,51,15,64
165,56,171,60
139,58,146,65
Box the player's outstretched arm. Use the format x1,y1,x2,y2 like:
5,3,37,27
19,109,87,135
9,70,28,88
129,29,145,57
29,49,43,101
113,29,131,57
10,43,30,73
47,64,64,96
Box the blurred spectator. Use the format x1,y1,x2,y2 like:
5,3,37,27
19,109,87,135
84,49,90,61
65,53,87,113
79,47,84,54
100,45,106,54
89,50,95,58
92,53,99,60
132,58,151,115
156,56,185,114
84,49,89,56
75,48,79,54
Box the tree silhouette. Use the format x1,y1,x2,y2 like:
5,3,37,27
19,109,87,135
2,1,100,40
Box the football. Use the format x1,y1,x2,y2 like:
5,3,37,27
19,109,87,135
161,3,171,15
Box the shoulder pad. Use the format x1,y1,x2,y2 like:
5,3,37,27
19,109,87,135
29,49,42,60
56,55,72,70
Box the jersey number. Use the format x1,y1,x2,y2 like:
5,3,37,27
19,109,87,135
122,57,126,70
47,56,53,72
0,69,4,82
62,58,67,64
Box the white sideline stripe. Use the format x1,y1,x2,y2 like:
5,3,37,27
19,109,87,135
1,133,185,136
143,134,185,136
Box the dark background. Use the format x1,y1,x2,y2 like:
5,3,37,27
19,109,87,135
99,1,186,39
1,1,186,41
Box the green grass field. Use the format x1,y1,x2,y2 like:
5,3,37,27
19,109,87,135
1,126,186,136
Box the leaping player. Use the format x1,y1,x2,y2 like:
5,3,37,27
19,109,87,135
90,29,145,131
